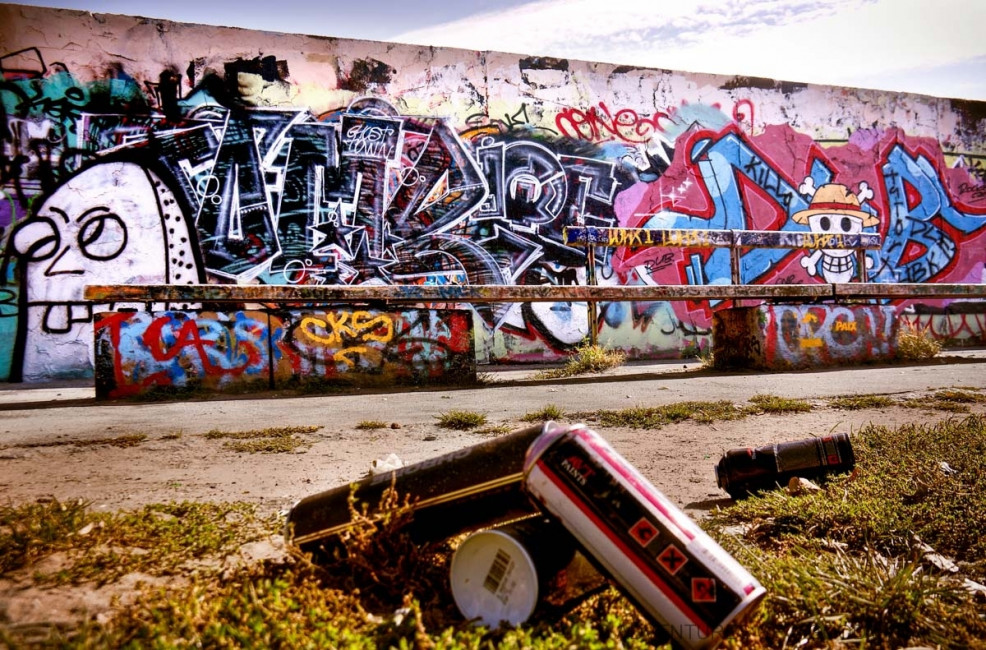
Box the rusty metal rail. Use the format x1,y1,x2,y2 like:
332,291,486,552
563,226,882,250
84,282,986,304
563,226,883,286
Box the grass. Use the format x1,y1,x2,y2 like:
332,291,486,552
566,394,818,430
704,415,986,648
475,424,514,436
580,400,744,429
203,425,321,453
434,410,487,430
534,343,627,379
896,322,942,360
12,433,148,449
520,404,566,423
0,500,272,585
4,416,986,647
744,393,812,414
355,420,389,430
903,389,986,413
828,394,896,410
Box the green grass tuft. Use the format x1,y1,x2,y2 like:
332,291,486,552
355,420,388,430
434,410,487,430
897,322,942,360
705,414,986,647
534,343,627,379
745,393,812,414
828,394,896,410
520,404,566,423
204,425,320,453
584,400,743,429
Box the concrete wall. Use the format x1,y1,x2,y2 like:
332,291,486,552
2,3,985,382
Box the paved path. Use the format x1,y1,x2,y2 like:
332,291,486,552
1,351,985,445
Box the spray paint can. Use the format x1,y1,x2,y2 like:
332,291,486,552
714,433,855,499
523,423,765,650
287,423,550,556
449,516,577,627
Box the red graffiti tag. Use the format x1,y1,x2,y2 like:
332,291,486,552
555,102,667,144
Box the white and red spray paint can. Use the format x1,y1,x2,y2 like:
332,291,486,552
523,423,765,649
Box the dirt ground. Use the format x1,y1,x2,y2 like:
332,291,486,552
2,360,986,640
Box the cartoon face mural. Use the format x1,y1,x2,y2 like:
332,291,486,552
8,161,200,381
794,182,880,283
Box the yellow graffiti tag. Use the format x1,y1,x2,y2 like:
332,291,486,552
833,320,857,333
333,346,384,368
300,311,395,346
607,228,649,247
797,232,846,249
660,229,711,247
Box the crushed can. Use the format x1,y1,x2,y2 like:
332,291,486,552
715,433,855,499
523,423,766,649
287,423,547,556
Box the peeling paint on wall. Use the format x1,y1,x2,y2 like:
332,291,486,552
2,2,985,382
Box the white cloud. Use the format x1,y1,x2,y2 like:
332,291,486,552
390,0,986,99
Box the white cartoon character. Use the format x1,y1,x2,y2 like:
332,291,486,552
793,180,879,283
8,161,200,381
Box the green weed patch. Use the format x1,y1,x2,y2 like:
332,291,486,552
434,410,487,430
203,425,320,453
534,343,627,379
706,415,986,647
582,400,744,429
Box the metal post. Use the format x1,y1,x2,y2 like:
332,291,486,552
587,244,598,346
856,248,868,283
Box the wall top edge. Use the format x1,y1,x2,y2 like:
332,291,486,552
1,1,981,106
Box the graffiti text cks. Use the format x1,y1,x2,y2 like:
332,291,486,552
299,311,395,346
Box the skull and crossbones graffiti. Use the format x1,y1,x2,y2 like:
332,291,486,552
794,179,879,283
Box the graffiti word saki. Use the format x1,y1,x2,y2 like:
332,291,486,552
607,228,714,248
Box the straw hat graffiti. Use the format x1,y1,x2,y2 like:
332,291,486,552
792,183,879,227
794,182,879,284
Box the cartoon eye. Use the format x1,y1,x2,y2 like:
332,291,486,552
840,217,853,232
819,216,831,230
11,217,60,261
78,210,127,261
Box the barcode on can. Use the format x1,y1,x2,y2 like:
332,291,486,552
484,549,512,595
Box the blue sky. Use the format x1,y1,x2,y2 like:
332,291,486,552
13,0,986,101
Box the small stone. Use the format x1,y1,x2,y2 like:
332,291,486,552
390,422,401,429
786,476,822,495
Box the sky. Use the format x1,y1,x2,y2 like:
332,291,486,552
12,0,986,101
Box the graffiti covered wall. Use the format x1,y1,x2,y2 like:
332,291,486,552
94,307,475,398
712,304,898,370
2,3,985,382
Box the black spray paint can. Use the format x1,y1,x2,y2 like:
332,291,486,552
286,422,548,556
715,433,855,499
523,423,766,649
